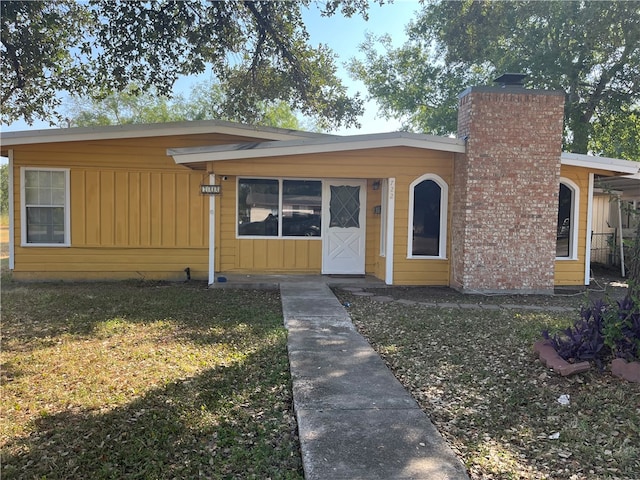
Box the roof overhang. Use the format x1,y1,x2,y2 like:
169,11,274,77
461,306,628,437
596,172,640,199
168,131,466,165
560,152,639,175
0,119,321,151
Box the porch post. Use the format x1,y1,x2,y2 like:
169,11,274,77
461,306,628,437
8,149,14,270
385,178,395,285
208,173,216,285
584,173,594,285
618,197,626,278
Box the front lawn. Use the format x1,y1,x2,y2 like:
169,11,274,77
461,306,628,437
336,290,640,480
1,280,303,480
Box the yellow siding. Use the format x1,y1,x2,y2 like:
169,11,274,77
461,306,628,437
9,132,619,287
10,133,259,281
211,148,454,284
554,165,591,286
215,175,322,273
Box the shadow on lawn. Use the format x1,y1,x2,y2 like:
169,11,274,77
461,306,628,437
1,281,283,353
2,340,303,480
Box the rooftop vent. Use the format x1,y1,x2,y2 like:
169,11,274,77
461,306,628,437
493,73,527,87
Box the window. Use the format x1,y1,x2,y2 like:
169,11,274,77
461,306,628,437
408,174,448,258
556,178,579,259
237,178,322,237
21,168,70,246
329,185,360,228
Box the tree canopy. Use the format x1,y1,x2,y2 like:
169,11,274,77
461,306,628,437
1,0,376,130
350,0,640,157
62,81,317,131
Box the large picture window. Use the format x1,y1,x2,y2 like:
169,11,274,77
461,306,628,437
556,178,579,259
237,178,322,237
21,168,70,246
408,174,448,258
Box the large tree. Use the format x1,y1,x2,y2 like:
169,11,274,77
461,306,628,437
1,0,375,130
350,0,640,156
62,81,316,131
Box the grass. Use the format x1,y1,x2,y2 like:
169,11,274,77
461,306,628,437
3,253,638,479
335,289,640,480
1,279,303,480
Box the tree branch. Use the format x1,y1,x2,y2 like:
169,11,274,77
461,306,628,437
1,36,25,104
242,1,309,93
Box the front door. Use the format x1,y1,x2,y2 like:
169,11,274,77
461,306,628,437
322,179,367,274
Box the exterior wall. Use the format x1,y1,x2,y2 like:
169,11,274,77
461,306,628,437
452,87,565,293
554,165,618,286
9,133,266,281
208,147,454,284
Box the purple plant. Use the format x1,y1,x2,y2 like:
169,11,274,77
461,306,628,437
543,299,608,365
542,296,640,366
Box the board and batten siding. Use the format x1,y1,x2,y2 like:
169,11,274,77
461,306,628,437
554,164,616,286
9,134,263,281
209,147,455,284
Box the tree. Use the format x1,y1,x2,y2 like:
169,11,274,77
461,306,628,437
62,86,185,127
2,0,376,130
62,81,316,131
589,106,640,161
349,0,640,156
0,164,8,218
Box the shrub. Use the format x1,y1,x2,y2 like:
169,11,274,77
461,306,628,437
543,295,640,367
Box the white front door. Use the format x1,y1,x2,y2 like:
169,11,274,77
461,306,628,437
322,179,367,274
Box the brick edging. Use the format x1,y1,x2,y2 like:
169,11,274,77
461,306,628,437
533,340,591,377
534,340,640,383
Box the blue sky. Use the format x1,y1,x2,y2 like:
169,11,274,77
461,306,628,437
1,1,421,135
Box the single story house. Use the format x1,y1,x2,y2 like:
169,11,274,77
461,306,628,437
2,81,639,293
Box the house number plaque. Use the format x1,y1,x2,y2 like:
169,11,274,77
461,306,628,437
200,185,222,195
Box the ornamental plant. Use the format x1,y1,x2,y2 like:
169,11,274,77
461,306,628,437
543,294,640,367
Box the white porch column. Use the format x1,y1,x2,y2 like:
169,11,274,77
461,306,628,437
584,173,594,285
208,173,216,285
8,150,14,270
385,178,396,285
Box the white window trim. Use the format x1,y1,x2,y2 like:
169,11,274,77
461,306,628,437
236,176,323,240
20,167,71,247
407,173,448,259
556,177,580,261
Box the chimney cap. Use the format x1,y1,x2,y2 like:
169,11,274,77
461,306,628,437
494,73,527,87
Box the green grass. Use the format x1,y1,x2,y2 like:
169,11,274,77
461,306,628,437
336,290,640,480
1,280,303,480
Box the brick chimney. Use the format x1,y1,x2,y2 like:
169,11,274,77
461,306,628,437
450,75,565,294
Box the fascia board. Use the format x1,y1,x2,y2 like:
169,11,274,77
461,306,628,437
169,133,466,164
561,152,640,174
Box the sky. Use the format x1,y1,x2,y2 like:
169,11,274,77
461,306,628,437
1,0,422,136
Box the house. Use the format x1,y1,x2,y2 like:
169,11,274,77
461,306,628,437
2,81,639,293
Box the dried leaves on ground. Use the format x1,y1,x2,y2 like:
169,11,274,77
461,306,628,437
1,281,303,480
335,288,640,480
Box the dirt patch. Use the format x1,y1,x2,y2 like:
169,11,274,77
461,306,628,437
352,265,629,310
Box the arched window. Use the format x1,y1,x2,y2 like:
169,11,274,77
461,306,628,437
408,174,448,258
557,178,579,259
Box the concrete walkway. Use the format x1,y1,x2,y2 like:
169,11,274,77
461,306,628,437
280,281,470,480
